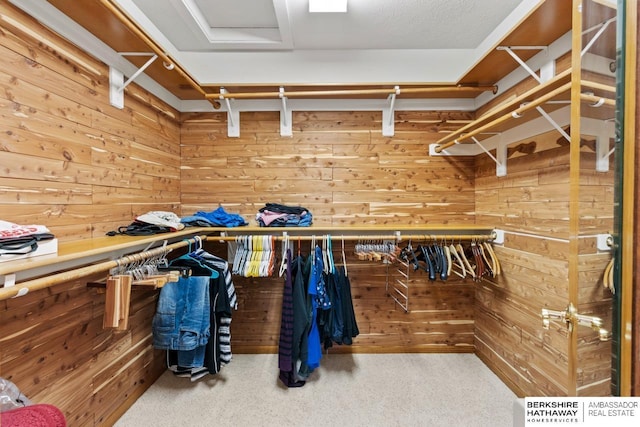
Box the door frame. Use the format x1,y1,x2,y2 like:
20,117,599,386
620,0,637,397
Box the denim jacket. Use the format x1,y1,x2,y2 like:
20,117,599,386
152,275,211,351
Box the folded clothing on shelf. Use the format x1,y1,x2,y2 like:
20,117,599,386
256,203,313,227
106,211,184,236
181,206,248,227
0,220,57,262
135,211,185,231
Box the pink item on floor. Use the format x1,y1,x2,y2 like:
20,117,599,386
0,404,66,426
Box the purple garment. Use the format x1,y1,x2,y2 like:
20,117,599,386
278,249,305,387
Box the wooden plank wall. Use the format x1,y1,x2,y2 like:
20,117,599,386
180,111,476,225
0,3,177,425
475,130,572,396
0,6,619,427
474,128,614,397
182,111,479,353
576,138,615,396
0,3,181,241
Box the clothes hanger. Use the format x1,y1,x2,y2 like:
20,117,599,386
477,242,493,278
341,235,348,277
418,242,436,281
322,235,329,274
433,239,447,281
482,241,499,276
470,241,485,281
279,234,289,277
603,256,614,293
443,239,452,277
170,238,220,279
448,243,466,278
327,235,335,273
457,241,475,279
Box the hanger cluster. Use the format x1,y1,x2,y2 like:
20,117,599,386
354,239,399,263
232,235,277,277
398,239,500,282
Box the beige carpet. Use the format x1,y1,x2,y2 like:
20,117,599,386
115,353,516,427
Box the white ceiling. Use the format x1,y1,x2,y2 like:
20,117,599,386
117,0,536,84
129,0,523,50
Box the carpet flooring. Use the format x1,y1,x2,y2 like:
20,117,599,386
115,353,517,427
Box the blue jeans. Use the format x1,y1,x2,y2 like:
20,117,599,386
152,275,211,352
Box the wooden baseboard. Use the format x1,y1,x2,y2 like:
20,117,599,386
475,350,526,398
233,344,475,354
101,369,165,427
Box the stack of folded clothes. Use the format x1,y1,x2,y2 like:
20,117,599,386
106,211,185,236
181,206,248,227
255,203,313,227
0,220,56,260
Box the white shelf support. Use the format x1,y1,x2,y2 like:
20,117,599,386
472,136,506,177
596,119,616,172
581,17,617,57
382,86,400,136
220,88,240,137
535,106,571,143
279,87,292,137
109,53,158,109
496,46,548,84
540,60,556,83
496,137,507,177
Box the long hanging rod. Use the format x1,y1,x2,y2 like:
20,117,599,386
0,231,494,301
218,233,494,242
99,0,222,109
0,235,210,302
204,85,497,100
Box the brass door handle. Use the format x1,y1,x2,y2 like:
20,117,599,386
541,303,610,341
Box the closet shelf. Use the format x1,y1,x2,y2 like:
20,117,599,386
433,72,617,155
0,227,214,280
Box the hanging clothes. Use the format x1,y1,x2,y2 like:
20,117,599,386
189,249,238,365
278,249,306,388
337,266,359,345
303,245,325,375
152,241,235,382
318,265,359,350
152,274,211,366
167,257,231,380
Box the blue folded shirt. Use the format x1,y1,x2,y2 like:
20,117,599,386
181,206,248,227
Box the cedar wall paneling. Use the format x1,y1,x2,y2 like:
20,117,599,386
0,3,176,425
475,128,614,397
577,147,614,397
180,110,476,225
0,3,181,242
182,111,479,353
